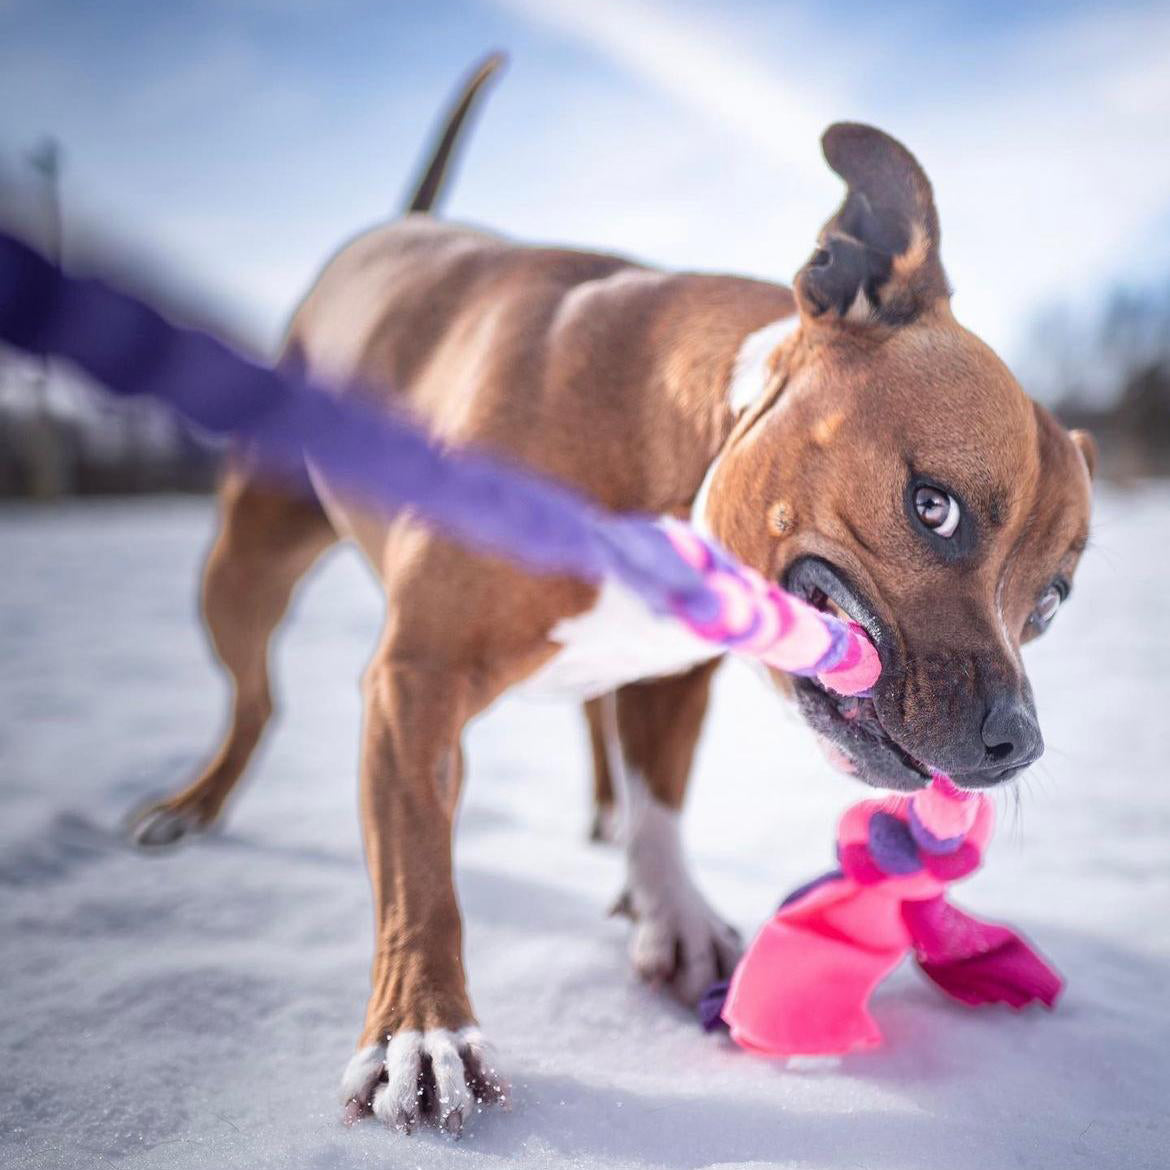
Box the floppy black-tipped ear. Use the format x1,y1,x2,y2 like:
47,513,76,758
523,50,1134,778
795,123,949,327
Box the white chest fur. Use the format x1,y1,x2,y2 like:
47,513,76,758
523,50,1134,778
728,315,798,413
518,578,720,700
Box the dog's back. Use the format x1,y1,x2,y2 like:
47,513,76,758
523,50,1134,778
290,212,787,520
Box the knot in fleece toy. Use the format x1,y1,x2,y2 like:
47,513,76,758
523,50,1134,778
699,773,1063,1057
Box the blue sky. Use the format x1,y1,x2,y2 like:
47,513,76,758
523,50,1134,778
3,0,1169,376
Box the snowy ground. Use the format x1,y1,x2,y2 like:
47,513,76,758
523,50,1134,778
2,489,1168,1170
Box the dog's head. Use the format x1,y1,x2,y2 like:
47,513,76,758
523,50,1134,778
704,124,1094,791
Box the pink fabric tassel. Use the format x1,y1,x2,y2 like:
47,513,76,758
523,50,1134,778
901,896,1064,1009
714,776,1063,1057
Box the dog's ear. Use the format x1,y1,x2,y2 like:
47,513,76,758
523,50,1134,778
794,123,949,327
1069,428,1097,480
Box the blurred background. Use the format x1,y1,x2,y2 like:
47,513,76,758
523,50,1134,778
3,0,1170,494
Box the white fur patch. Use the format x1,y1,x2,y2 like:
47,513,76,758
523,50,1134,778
844,286,875,324
691,315,799,541
601,697,741,1004
129,805,201,849
341,1026,503,1134
518,578,719,701
727,316,798,414
340,1043,387,1104
375,1031,430,1129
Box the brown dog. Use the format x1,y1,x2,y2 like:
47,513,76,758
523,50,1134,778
130,56,1094,1133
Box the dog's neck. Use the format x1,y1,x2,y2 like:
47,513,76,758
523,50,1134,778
726,316,800,416
686,313,800,532
601,275,796,518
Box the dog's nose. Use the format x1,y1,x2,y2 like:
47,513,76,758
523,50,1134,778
980,692,1044,774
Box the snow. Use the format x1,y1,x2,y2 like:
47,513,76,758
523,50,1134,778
1,489,1168,1170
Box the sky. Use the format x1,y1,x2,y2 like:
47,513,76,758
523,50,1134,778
2,0,1169,380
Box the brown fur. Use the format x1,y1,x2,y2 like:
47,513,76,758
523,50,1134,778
131,62,1092,1130
705,307,1090,775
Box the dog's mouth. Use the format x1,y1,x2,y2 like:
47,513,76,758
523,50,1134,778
784,557,931,792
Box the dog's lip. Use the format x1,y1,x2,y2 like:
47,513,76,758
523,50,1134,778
783,556,886,648
792,675,931,790
947,764,1028,790
784,556,930,791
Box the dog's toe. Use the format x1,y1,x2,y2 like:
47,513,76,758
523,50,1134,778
128,804,203,849
340,1042,386,1123
630,896,742,1005
373,1032,431,1132
342,1028,508,1135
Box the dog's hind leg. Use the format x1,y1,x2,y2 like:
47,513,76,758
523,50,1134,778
130,467,336,847
583,697,619,843
604,660,742,1005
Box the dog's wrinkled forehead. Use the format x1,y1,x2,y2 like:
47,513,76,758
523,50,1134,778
779,322,1090,571
802,318,1038,503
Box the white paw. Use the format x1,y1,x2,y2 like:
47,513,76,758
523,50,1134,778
128,805,203,849
617,768,741,1004
340,1028,508,1135
628,881,742,1005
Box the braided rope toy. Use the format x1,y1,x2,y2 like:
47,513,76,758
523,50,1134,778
0,230,880,697
0,230,1060,1058
663,520,880,696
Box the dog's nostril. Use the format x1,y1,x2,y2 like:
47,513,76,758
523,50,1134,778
980,693,1043,769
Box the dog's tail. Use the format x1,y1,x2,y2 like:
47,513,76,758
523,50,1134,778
404,52,506,215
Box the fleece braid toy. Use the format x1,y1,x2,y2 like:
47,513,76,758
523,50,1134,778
0,230,879,698
699,773,1063,1055
0,230,1060,1058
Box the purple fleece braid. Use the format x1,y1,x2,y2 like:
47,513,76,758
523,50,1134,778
0,230,880,694
0,231,717,623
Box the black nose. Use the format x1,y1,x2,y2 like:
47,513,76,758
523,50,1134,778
980,692,1044,774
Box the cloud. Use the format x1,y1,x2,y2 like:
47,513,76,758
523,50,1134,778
490,0,1170,366
494,0,828,176
5,0,1168,377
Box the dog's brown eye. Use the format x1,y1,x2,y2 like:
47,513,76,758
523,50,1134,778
913,484,960,538
1031,583,1065,632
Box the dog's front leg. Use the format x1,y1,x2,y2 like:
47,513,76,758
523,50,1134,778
340,658,506,1135
605,661,742,1004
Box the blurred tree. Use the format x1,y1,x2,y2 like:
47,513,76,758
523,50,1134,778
1040,278,1170,482
23,137,73,498
0,141,220,500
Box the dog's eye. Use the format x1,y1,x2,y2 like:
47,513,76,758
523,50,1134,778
913,484,960,538
1029,582,1067,633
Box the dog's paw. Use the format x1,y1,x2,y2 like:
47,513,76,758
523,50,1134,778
627,884,742,1006
127,803,205,849
340,1028,509,1135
